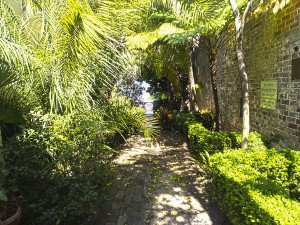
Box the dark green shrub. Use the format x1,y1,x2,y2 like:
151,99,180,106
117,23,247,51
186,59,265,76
5,110,115,225
210,148,300,225
188,123,266,155
154,106,178,130
175,112,215,135
188,124,234,155
175,113,199,135
280,149,300,201
193,112,215,130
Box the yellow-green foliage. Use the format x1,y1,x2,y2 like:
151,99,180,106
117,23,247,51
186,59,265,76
177,113,300,224
187,124,265,154
211,148,300,225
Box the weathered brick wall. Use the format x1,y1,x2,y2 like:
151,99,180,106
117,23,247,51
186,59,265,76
197,1,300,149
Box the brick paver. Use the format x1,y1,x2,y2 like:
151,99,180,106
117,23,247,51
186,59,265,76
90,135,151,225
89,132,230,225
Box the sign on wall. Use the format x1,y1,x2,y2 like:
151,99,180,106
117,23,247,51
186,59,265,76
260,80,278,110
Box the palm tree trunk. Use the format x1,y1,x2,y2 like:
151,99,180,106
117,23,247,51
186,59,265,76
209,51,220,131
188,59,199,112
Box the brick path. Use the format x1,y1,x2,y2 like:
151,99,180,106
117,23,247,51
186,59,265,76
90,135,152,225
89,132,230,225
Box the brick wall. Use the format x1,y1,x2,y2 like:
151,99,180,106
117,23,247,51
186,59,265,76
197,1,300,149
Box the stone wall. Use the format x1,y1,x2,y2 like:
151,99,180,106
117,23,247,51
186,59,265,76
197,0,300,149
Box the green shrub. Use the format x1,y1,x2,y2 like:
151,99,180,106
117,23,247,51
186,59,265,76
174,113,198,135
187,123,266,155
280,149,300,201
193,112,215,130
188,123,234,155
154,106,178,130
5,110,115,225
210,148,300,225
175,112,215,135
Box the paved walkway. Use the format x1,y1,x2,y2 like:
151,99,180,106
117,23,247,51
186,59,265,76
90,131,230,225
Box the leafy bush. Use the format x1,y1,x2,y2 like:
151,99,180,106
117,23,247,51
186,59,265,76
280,149,300,201
175,112,215,132
100,95,159,146
210,148,300,225
188,123,233,154
187,123,265,155
193,112,215,130
232,131,267,150
175,113,199,135
177,113,300,224
5,110,115,225
154,106,177,130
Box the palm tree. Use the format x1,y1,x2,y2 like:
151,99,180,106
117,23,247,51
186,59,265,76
18,0,126,114
128,0,226,117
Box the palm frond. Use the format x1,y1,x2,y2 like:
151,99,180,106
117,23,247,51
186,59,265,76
0,0,30,70
20,0,126,114
0,87,25,124
0,61,16,87
152,0,226,30
100,93,160,139
0,62,26,124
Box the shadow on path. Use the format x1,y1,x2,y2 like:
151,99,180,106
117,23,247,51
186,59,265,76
145,131,231,225
90,131,231,225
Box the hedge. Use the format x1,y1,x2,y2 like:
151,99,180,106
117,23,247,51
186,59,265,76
187,123,265,155
210,148,300,225
175,113,300,224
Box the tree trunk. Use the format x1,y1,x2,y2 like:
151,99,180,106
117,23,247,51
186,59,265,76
179,71,190,112
188,57,199,112
167,82,176,110
230,0,252,149
209,51,221,131
237,34,250,149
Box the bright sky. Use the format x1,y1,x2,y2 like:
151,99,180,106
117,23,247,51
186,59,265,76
141,82,153,102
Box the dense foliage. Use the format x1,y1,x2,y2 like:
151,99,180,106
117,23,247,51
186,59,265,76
4,99,154,224
1,0,298,224
5,110,114,224
173,113,300,225
211,148,300,225
0,0,157,224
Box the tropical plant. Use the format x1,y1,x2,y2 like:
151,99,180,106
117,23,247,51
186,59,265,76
0,1,159,224
127,0,233,119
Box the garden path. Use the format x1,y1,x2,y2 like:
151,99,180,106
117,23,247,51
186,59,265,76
90,131,230,225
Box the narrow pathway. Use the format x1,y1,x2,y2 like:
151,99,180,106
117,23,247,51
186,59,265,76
90,131,230,225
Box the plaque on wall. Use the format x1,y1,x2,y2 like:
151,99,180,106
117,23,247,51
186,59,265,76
260,80,278,110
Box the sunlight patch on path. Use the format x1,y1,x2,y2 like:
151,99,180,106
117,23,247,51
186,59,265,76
145,131,230,225
91,132,230,225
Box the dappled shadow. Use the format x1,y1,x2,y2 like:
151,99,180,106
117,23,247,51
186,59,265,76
213,175,280,224
88,135,152,225
89,132,231,225
145,131,231,225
